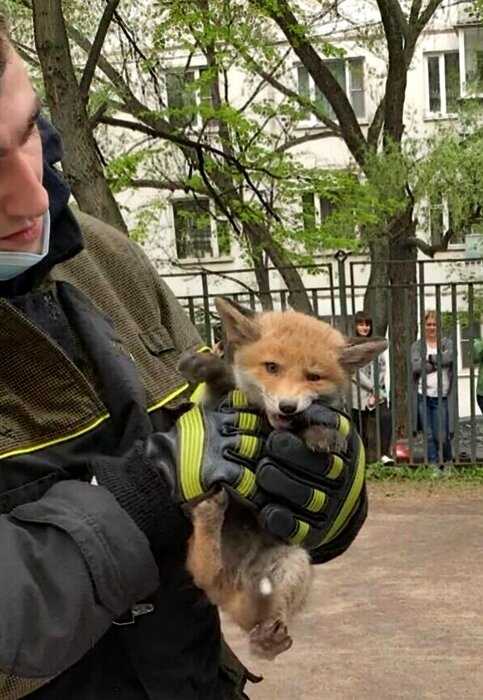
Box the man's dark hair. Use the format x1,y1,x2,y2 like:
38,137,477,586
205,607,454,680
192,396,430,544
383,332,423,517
0,13,9,79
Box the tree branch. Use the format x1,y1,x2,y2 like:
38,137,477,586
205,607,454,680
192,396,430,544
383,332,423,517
275,129,339,153
376,0,407,143
174,264,259,297
251,0,366,167
409,0,423,25
79,0,121,102
385,0,410,41
406,227,455,257
13,41,40,69
130,178,197,192
415,0,444,34
367,97,386,149
240,49,341,133
66,23,151,117
99,115,161,138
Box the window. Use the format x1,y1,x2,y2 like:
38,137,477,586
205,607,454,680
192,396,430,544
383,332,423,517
172,199,230,260
429,194,465,246
297,58,365,121
425,52,461,115
461,321,482,369
302,192,336,230
166,67,212,128
462,26,483,95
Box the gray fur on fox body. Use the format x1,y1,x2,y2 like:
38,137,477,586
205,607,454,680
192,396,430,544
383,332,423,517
178,298,386,659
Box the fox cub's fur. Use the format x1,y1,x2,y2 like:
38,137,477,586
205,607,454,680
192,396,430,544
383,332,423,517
178,298,386,659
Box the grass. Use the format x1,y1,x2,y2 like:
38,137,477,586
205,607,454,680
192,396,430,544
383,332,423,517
366,462,483,483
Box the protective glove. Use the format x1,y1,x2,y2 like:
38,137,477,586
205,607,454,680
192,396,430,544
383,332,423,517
145,389,269,504
147,392,366,563
255,402,367,561
90,389,268,557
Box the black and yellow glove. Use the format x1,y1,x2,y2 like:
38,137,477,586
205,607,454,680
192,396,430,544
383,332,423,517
147,393,366,564
146,390,269,504
255,402,367,563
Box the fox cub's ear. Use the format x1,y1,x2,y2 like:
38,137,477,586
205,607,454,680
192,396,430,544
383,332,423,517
339,337,388,372
214,297,260,346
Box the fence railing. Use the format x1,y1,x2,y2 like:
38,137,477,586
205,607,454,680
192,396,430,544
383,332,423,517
163,256,483,466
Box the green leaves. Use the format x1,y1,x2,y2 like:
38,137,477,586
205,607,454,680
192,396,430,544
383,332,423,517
106,150,148,193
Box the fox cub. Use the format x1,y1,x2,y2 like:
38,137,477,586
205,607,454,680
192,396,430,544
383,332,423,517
178,297,386,659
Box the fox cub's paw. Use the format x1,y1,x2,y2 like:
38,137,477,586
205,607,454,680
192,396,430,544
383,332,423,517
177,349,227,384
249,619,293,660
190,489,229,526
302,425,347,454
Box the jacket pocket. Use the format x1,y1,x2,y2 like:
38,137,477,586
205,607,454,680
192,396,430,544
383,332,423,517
0,472,64,515
139,326,175,356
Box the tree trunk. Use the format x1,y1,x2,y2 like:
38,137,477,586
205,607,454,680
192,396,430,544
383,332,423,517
364,238,390,337
388,210,418,439
249,248,273,311
32,0,127,233
255,230,313,314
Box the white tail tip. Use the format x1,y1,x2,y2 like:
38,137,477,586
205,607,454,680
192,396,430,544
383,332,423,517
259,577,273,596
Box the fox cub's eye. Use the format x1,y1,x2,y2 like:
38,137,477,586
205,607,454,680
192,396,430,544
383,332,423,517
306,371,322,382
264,362,279,374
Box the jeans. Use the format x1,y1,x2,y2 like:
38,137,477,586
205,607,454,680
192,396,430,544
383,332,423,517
418,395,452,464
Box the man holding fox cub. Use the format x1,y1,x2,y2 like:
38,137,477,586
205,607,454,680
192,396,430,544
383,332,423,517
0,16,373,700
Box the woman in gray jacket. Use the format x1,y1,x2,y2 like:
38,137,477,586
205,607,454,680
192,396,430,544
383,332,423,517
411,310,454,464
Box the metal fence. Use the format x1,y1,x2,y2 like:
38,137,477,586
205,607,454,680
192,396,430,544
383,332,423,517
163,255,483,466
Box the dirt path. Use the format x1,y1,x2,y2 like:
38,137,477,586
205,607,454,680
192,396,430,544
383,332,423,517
222,482,483,700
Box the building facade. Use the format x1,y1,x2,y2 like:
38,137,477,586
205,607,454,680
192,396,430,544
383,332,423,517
123,1,483,418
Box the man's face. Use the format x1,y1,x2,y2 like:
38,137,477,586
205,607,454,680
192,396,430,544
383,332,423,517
0,48,49,254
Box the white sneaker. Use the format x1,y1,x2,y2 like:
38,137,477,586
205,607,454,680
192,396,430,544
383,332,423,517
381,455,395,466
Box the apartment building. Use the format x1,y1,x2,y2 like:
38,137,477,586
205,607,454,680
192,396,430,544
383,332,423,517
127,0,483,416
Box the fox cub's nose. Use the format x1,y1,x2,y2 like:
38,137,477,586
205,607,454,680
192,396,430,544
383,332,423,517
278,400,298,415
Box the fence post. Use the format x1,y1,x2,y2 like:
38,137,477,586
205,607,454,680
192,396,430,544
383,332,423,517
335,250,350,335
201,271,212,346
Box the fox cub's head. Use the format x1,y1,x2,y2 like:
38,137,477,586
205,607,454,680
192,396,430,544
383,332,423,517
215,297,387,430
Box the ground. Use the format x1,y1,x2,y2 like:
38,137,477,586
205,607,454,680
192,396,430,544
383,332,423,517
222,481,483,700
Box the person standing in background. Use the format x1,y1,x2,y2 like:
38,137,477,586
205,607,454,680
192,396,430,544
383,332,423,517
411,311,454,464
351,311,393,465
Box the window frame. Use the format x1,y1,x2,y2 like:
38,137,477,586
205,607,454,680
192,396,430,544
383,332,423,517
301,191,337,230
296,57,366,125
424,50,461,117
165,65,213,129
460,26,483,99
171,198,231,261
429,193,466,247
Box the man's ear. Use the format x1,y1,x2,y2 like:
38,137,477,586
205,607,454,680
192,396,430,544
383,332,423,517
214,297,260,346
339,337,388,372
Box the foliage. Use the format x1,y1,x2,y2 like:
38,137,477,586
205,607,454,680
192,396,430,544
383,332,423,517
366,463,483,482
4,0,483,271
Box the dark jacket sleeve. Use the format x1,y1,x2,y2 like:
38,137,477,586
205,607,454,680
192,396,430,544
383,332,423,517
0,480,159,681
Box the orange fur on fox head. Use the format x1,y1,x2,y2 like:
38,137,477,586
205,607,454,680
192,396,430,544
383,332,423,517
215,297,387,430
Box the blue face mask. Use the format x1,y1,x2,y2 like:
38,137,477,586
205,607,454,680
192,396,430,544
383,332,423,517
0,210,51,281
